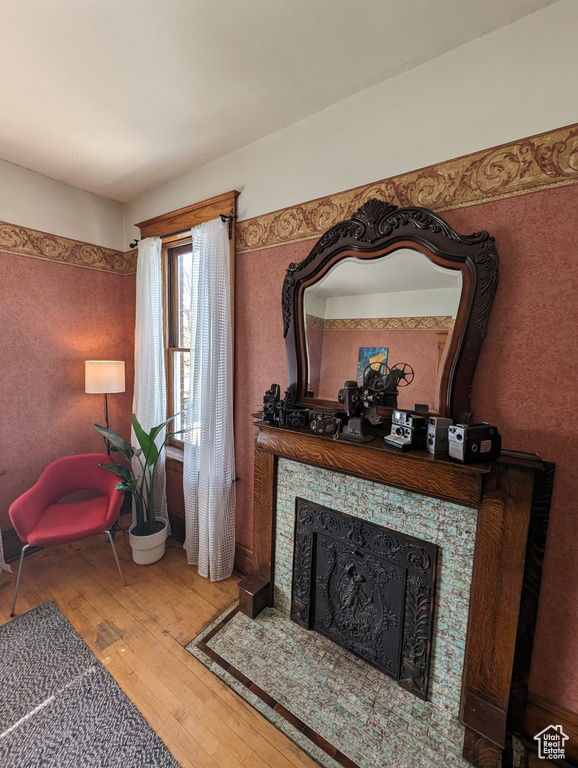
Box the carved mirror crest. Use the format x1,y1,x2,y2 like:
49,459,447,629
283,199,499,423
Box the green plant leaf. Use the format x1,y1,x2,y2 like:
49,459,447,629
131,414,151,453
131,414,160,469
148,411,183,445
145,440,159,468
98,463,133,481
94,424,134,459
115,480,138,492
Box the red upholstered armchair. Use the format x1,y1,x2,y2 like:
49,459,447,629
9,453,126,616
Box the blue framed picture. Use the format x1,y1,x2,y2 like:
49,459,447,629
356,347,389,384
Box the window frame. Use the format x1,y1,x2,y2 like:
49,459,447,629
135,191,238,451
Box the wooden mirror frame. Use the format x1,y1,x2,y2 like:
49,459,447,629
282,199,499,423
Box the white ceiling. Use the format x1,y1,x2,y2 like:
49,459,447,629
0,0,557,203
310,250,461,298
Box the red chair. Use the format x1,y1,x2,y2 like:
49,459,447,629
9,453,126,616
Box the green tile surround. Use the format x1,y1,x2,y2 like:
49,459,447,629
189,459,478,768
188,608,344,768
275,460,477,766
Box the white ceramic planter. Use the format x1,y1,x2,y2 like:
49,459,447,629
128,517,168,565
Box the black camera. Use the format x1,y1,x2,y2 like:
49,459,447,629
263,383,281,423
448,423,501,463
310,411,343,436
283,408,310,429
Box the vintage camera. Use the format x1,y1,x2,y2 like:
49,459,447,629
384,410,427,451
337,380,361,417
310,410,343,437
282,408,310,429
448,423,501,463
338,380,374,441
262,383,281,423
426,416,453,456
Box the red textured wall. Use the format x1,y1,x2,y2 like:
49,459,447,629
316,327,439,409
0,251,135,538
305,322,323,395
233,183,578,712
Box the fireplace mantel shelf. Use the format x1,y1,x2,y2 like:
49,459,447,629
240,420,554,768
255,420,492,508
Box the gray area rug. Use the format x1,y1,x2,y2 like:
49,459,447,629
0,601,179,768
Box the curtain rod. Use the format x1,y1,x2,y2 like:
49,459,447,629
129,213,236,249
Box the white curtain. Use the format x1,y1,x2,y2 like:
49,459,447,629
183,218,235,580
133,236,169,525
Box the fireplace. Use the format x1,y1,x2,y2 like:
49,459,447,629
270,456,478,762
290,498,438,700
240,422,552,768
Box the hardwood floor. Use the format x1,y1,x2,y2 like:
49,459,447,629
0,533,317,768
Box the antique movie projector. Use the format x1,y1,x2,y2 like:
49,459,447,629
338,361,415,442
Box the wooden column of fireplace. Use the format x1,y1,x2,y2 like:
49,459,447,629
238,421,554,768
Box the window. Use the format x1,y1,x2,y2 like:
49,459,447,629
166,239,193,441
135,190,238,448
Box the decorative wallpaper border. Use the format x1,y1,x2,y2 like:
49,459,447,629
237,123,578,253
306,314,454,331
0,220,137,275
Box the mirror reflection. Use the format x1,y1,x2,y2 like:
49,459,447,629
304,249,463,412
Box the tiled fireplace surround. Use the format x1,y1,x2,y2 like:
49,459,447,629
274,459,476,766
238,423,553,768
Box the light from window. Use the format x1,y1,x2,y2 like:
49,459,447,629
168,244,193,441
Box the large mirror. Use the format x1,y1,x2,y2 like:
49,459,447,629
283,199,499,423
304,250,462,412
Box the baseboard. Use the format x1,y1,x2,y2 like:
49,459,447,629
3,527,23,563
3,519,254,579
524,694,578,765
234,543,253,576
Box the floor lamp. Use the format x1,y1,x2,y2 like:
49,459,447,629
85,360,126,455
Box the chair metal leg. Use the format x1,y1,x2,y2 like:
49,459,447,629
10,544,30,617
106,530,126,586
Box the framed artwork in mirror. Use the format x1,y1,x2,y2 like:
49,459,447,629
356,348,388,385
283,199,499,424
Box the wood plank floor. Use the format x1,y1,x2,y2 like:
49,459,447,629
0,533,317,768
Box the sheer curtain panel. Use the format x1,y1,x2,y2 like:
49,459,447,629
133,237,169,525
183,218,235,580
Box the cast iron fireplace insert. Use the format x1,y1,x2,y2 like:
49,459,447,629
290,497,438,700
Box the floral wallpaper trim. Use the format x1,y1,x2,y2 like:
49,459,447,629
0,220,137,275
237,123,578,253
306,315,455,331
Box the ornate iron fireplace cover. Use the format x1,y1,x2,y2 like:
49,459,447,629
290,498,438,700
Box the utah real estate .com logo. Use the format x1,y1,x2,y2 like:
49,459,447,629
534,724,569,760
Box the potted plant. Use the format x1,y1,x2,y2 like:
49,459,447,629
94,413,180,565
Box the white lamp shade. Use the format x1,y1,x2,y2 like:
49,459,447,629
85,360,126,394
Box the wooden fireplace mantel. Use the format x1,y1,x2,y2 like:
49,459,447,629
238,421,554,768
